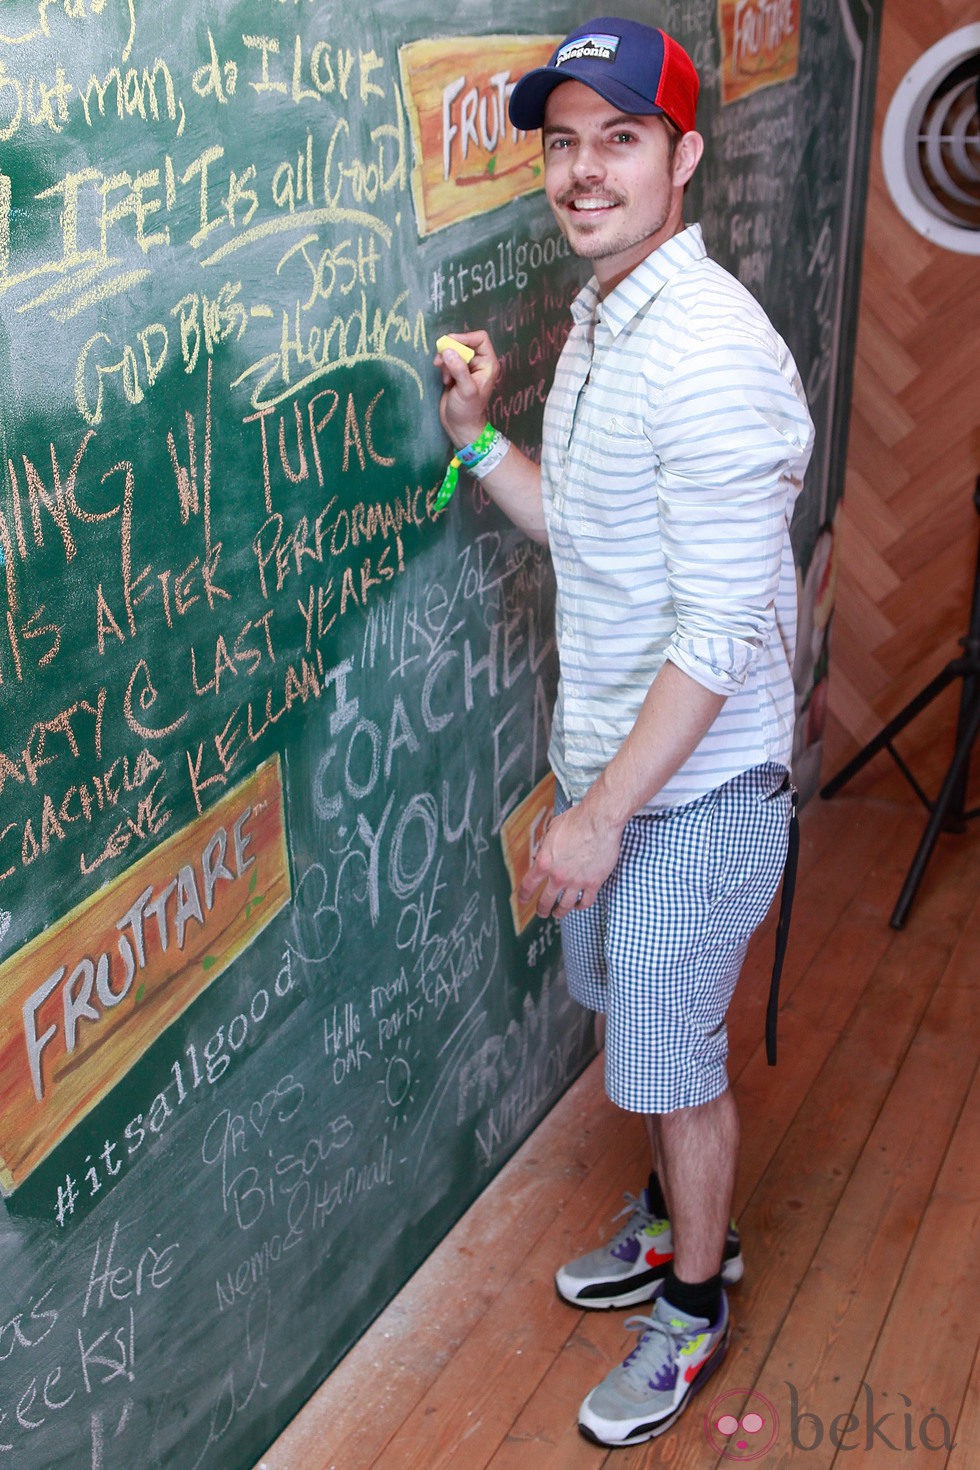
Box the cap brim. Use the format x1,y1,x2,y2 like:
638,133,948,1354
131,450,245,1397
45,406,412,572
508,65,662,130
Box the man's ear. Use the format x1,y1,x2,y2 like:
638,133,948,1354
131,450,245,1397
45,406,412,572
673,130,705,187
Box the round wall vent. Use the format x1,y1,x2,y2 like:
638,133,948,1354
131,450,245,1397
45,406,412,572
881,24,980,254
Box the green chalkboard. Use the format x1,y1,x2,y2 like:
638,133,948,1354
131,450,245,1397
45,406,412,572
0,1,879,1465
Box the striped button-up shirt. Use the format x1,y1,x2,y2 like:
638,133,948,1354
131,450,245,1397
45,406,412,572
542,224,814,812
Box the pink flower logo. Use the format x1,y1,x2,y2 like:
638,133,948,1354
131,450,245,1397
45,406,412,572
704,1388,780,1460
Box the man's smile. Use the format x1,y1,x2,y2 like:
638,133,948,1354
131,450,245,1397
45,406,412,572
560,192,622,214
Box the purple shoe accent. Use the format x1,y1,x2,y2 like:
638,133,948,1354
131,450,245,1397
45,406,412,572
612,1235,642,1264
649,1360,678,1392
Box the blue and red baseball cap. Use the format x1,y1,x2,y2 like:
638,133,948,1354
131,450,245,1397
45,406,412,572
508,17,699,133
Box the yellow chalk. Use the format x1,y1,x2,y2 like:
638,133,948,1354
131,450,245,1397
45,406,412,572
436,335,475,364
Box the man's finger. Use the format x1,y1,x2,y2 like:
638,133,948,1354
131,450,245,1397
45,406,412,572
518,866,545,905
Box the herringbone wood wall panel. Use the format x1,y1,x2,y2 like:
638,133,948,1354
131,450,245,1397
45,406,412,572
823,0,980,794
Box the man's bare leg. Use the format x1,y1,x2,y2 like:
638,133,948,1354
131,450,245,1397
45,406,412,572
649,1089,739,1284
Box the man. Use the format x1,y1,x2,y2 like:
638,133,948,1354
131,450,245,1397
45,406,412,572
436,16,813,1448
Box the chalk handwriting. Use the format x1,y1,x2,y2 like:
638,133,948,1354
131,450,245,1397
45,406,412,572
82,1217,180,1318
0,1289,58,1362
0,1215,178,1457
188,1287,270,1470
0,1,137,64
51,951,305,1224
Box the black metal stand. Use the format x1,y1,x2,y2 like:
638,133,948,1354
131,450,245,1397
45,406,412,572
820,476,980,929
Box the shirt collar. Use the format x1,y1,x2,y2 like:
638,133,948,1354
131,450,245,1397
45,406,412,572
569,224,706,335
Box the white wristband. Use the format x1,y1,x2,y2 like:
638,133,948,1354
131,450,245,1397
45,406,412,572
467,431,511,479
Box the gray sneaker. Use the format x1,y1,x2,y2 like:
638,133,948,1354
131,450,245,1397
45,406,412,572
556,1190,744,1309
578,1292,731,1446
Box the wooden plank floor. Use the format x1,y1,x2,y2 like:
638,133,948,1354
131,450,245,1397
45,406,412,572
256,750,980,1470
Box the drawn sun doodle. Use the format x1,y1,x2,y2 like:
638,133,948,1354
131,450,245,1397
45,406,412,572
379,1039,420,1129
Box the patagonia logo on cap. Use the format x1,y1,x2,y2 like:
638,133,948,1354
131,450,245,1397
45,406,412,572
555,33,621,67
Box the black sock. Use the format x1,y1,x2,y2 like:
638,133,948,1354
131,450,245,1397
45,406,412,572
645,1170,669,1218
661,1269,723,1324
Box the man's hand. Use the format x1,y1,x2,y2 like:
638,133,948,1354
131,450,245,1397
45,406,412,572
432,330,549,543
518,801,626,920
436,331,500,449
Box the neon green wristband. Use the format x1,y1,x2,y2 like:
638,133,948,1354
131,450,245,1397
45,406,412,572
435,423,497,510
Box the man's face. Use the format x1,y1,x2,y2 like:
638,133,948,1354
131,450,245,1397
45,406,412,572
542,80,687,292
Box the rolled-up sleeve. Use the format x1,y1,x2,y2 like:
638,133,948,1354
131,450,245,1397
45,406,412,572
652,331,814,695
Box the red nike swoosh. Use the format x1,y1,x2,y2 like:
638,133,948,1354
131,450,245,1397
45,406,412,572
644,1248,672,1268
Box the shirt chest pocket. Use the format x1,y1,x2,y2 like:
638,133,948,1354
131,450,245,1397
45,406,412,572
570,408,660,534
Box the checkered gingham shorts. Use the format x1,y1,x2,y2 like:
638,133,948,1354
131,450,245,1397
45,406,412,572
558,762,792,1113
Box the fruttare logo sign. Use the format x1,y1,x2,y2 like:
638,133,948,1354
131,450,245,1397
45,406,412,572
398,34,560,236
0,756,290,1193
717,0,801,105
500,771,555,934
